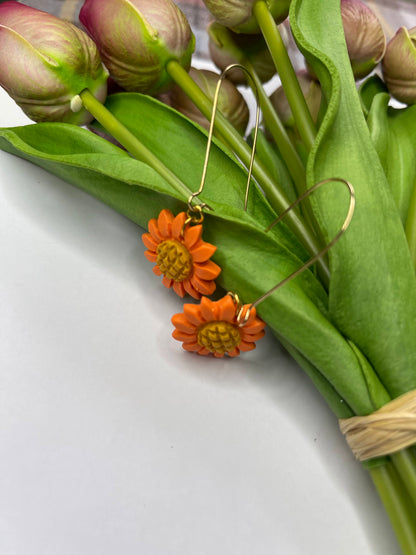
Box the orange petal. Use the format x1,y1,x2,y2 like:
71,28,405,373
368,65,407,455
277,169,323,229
227,347,241,357
142,232,159,251
158,209,174,238
193,260,221,280
172,281,186,298
191,275,216,296
162,275,173,289
244,320,267,334
172,329,196,342
241,330,265,342
184,224,203,248
183,341,202,352
183,304,204,326
144,251,158,262
191,242,217,262
152,265,162,276
218,295,237,321
183,279,202,300
148,218,163,242
238,340,257,352
171,313,197,334
200,296,217,321
197,347,211,356
172,212,187,240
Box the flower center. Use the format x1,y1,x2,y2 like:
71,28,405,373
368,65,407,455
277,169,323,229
197,321,241,355
157,239,192,282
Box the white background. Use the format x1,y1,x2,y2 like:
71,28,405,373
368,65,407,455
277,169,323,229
0,86,401,554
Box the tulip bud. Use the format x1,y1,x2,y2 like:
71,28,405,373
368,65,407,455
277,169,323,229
208,23,275,85
0,1,108,124
168,68,249,134
202,0,291,34
382,26,416,104
80,0,195,95
270,70,321,130
341,0,386,80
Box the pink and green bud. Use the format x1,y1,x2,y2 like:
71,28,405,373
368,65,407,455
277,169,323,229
202,0,291,34
382,26,416,104
79,0,195,95
0,1,108,124
341,0,386,80
208,23,275,85
168,67,249,134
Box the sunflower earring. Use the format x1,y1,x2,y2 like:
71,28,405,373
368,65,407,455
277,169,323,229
172,293,266,358
142,63,260,299
172,178,356,357
142,207,220,299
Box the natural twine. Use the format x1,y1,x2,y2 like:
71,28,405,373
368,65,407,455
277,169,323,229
339,390,416,461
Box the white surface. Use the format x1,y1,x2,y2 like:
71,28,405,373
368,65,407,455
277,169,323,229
0,87,400,555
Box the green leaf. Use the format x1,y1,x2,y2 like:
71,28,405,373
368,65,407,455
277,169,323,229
291,0,416,400
92,92,321,264
366,92,416,223
0,123,185,222
93,94,278,231
359,74,388,116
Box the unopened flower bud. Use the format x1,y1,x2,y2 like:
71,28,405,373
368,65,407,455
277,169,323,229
208,23,275,85
270,71,321,130
80,0,195,95
168,68,249,134
341,0,386,80
202,0,291,34
382,26,416,104
0,1,108,124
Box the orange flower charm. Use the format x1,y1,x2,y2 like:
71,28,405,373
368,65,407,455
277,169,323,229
171,295,266,357
142,209,221,299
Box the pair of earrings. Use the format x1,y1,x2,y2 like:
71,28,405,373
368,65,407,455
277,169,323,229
142,176,355,358
142,205,264,358
142,64,356,358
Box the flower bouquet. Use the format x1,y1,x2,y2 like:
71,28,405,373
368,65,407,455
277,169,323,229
1,0,416,552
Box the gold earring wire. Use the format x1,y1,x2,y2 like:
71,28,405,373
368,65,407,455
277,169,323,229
234,177,356,325
187,63,261,217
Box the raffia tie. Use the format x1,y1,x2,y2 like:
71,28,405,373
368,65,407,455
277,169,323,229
339,390,416,461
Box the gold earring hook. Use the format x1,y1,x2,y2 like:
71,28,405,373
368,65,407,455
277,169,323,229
234,177,355,325
187,63,261,215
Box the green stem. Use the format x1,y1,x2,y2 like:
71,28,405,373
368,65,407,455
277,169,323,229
244,59,306,195
243,60,326,250
165,60,330,286
207,23,306,195
391,448,416,511
405,176,416,270
253,0,316,152
79,89,190,199
370,463,416,554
